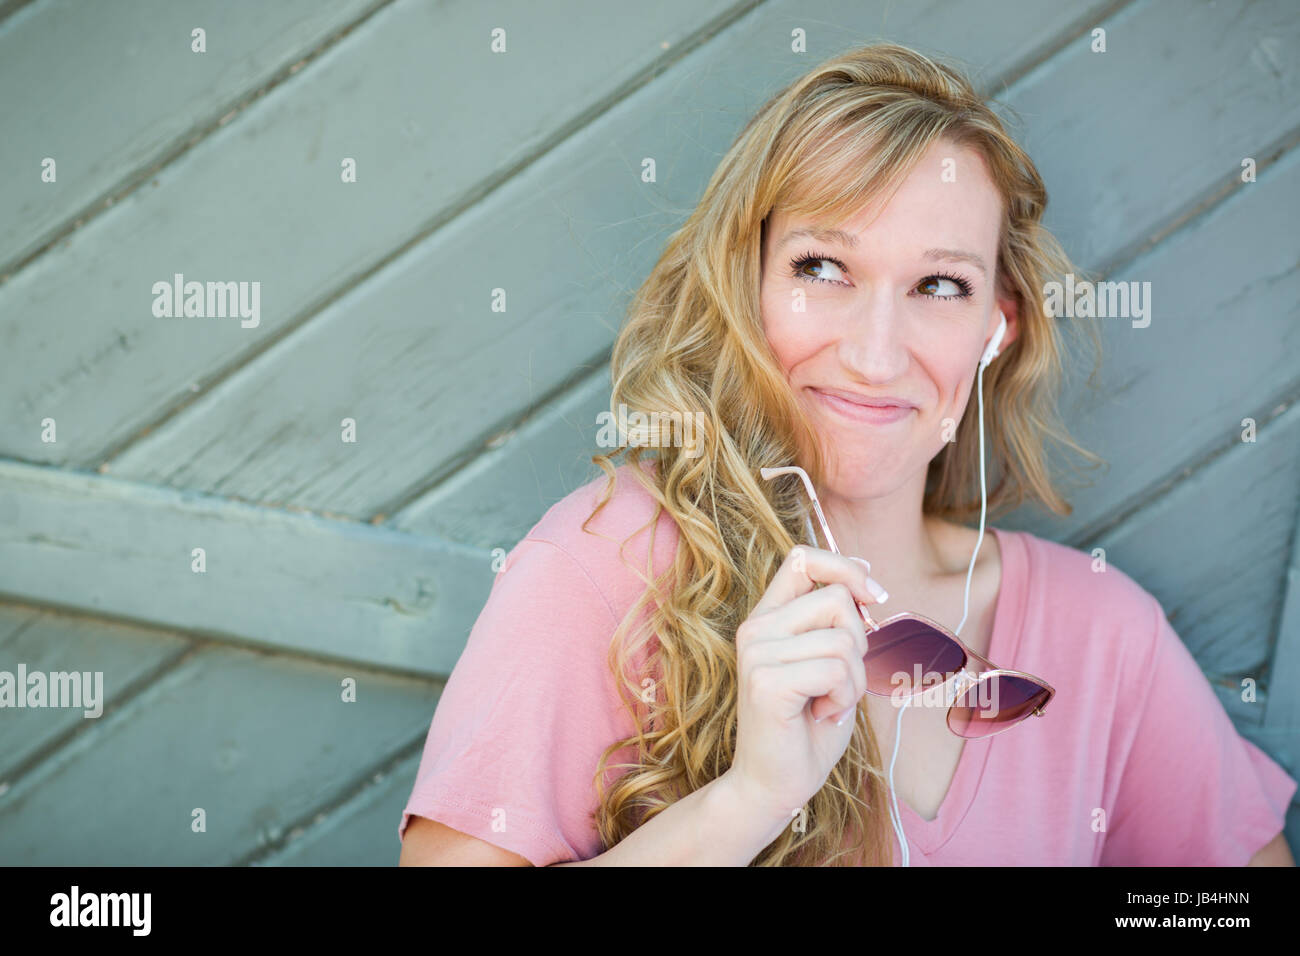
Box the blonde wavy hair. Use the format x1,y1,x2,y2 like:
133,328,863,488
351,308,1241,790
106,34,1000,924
584,42,1103,865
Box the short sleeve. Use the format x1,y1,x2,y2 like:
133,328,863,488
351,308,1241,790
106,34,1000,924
398,537,638,866
1100,597,1297,865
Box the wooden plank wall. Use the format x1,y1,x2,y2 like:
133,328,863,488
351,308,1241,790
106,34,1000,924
1,0,1296,864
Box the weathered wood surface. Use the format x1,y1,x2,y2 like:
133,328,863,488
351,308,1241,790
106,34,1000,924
0,0,747,478
0,628,441,865
0,0,386,273
0,460,492,676
1,0,1295,863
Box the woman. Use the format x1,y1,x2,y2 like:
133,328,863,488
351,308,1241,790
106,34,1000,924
399,43,1296,866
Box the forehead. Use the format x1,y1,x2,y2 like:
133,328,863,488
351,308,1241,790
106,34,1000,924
767,141,1003,257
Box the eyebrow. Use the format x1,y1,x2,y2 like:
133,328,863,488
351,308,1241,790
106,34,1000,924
777,228,988,277
922,247,988,277
778,227,859,250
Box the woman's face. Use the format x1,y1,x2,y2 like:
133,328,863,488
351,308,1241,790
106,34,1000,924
760,139,1016,498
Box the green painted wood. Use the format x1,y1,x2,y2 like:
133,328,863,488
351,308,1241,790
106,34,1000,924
0,460,492,676
0,605,190,780
392,365,609,547
1092,401,1300,676
0,0,744,472
1004,0,1300,277
1011,137,1300,546
0,1,38,29
0,0,385,273
393,0,1299,558
256,749,425,866
36,0,1118,520
0,603,41,642
0,642,439,864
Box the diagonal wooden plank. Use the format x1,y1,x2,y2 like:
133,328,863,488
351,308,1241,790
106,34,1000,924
1009,141,1300,544
103,0,1122,519
0,0,38,30
0,641,440,864
392,365,610,547
0,459,493,676
0,0,746,470
1004,0,1300,275
0,602,40,644
0,0,386,274
252,747,426,866
0,604,190,780
1092,401,1300,678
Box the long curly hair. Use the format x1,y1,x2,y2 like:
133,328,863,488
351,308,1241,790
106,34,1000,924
583,42,1103,866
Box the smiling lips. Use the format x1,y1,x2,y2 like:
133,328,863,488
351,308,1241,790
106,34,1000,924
808,386,917,425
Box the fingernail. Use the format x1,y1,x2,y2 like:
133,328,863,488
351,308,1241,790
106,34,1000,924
835,707,854,726
849,557,888,602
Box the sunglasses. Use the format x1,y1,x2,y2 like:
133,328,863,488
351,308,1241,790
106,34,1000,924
760,465,1055,740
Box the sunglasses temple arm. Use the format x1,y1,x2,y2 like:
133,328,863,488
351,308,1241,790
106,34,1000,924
760,465,879,631
759,466,842,554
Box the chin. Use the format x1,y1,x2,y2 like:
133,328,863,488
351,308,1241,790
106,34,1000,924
821,455,909,497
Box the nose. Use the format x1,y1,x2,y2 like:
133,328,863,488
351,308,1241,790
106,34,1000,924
836,296,909,383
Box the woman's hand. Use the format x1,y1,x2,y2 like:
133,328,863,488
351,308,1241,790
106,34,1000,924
725,545,888,826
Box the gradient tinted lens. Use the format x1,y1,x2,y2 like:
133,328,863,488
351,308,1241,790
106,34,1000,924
948,674,1050,739
863,619,965,698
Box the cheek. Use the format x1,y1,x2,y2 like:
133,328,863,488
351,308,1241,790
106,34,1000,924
761,289,826,375
932,357,976,412
760,291,793,370
910,322,981,403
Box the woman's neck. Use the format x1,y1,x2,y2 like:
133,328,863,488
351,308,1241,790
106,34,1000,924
817,477,955,591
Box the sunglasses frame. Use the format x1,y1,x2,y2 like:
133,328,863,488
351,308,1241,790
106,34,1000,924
862,609,1055,738
760,464,1055,738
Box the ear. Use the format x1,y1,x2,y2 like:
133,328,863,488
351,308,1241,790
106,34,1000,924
990,290,1021,357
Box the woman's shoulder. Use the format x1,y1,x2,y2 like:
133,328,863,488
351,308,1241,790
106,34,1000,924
515,460,681,611
997,526,1166,637
1001,526,1158,606
996,527,1181,718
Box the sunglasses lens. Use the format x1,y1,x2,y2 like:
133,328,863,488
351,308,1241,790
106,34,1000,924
863,619,965,697
948,674,1050,739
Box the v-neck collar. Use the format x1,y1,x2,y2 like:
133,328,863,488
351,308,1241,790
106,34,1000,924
891,526,1028,857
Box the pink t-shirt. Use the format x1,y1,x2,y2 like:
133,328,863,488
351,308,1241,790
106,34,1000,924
399,462,1296,865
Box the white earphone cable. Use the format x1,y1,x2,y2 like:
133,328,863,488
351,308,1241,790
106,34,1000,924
886,354,991,867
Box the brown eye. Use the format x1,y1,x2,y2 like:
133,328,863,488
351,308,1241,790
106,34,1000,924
914,274,974,299
789,253,848,284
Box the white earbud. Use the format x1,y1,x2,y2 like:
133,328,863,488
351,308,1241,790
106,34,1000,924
978,311,1008,369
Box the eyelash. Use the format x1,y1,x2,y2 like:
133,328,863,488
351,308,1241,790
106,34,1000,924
787,250,975,299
